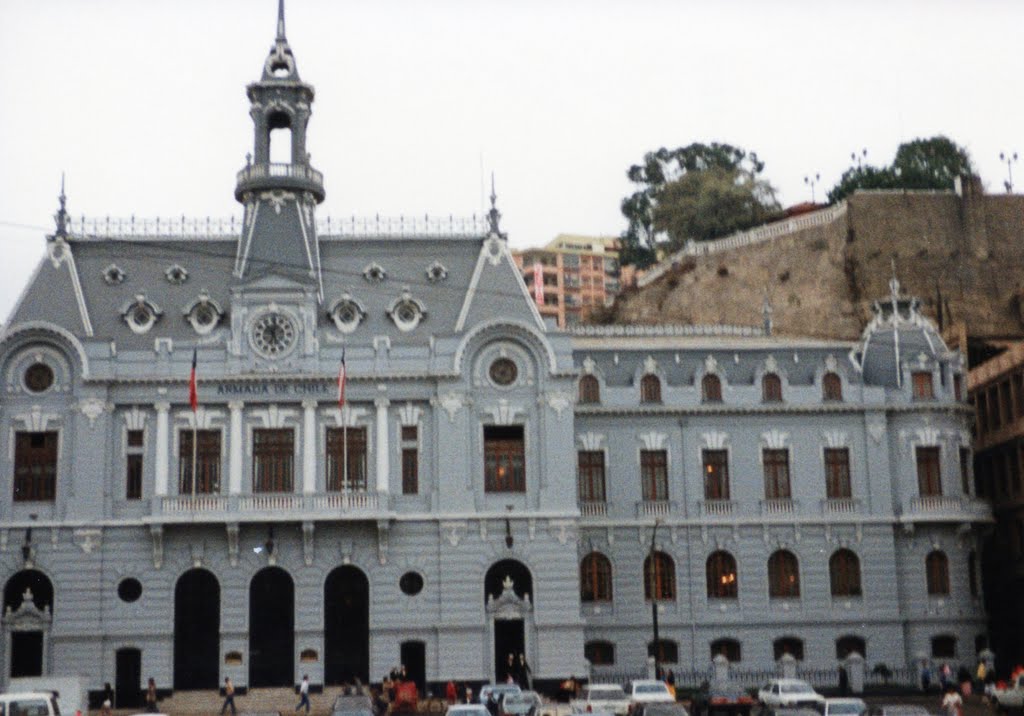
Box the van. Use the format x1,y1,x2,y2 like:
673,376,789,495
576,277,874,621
0,691,61,716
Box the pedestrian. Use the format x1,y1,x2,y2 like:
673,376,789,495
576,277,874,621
941,685,963,716
505,653,518,685
838,665,849,697
102,683,115,711
518,653,532,690
446,680,457,704
958,665,972,697
221,677,237,716
922,663,932,692
940,663,952,690
976,660,987,693
100,699,112,716
463,686,474,705
296,674,311,713
145,678,158,714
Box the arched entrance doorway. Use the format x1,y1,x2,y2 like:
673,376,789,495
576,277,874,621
249,567,294,687
324,566,369,685
484,560,533,684
174,568,220,689
3,570,54,678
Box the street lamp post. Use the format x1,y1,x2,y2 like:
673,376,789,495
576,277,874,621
1000,151,1019,193
648,518,663,680
804,173,821,204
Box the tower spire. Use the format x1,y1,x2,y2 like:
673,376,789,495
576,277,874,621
51,173,69,241
277,0,286,40
487,173,506,239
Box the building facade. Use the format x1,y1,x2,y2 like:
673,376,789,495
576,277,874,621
0,3,990,698
967,343,1024,667
512,235,624,327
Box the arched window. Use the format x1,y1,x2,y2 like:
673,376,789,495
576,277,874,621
584,641,615,666
648,639,678,664
644,551,676,601
706,551,738,599
823,372,843,401
773,637,805,661
640,374,662,403
580,553,613,602
768,550,800,598
762,373,783,402
926,551,950,595
702,374,722,403
710,638,741,662
836,635,867,659
829,549,862,597
931,634,957,658
579,375,600,404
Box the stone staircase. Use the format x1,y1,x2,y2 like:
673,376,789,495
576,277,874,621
153,686,345,716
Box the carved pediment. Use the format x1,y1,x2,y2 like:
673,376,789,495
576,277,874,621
486,576,533,620
2,588,52,629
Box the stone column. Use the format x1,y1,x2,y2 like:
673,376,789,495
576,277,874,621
375,396,390,494
154,402,170,496
302,400,317,494
229,401,244,495
846,651,865,694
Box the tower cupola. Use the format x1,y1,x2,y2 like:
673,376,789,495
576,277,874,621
233,0,325,297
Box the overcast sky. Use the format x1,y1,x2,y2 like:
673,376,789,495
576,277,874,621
1,0,1022,321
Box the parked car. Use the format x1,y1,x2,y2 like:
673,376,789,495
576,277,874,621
500,692,542,716
993,673,1024,712
480,684,522,706
331,695,373,716
757,680,826,709
760,708,821,716
570,684,632,716
633,704,689,716
447,706,491,716
690,681,754,716
821,699,867,716
866,707,929,716
629,681,675,705
0,693,62,716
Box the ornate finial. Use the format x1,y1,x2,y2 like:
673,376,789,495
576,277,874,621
277,0,287,40
761,288,774,336
53,173,69,240
487,173,504,238
501,575,514,592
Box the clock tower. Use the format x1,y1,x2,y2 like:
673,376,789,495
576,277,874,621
233,0,325,301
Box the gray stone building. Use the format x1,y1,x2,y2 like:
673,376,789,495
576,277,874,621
0,1,989,699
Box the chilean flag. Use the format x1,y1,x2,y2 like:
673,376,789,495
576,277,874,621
532,261,544,305
188,348,199,411
337,348,347,407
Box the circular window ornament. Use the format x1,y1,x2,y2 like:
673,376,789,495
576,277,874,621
122,295,162,334
250,311,298,359
184,293,223,335
24,363,55,393
117,578,143,603
399,572,424,596
103,264,126,285
328,294,366,334
489,358,518,386
165,264,189,285
387,290,425,332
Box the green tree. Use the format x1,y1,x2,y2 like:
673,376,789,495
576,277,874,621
619,143,777,265
826,136,973,203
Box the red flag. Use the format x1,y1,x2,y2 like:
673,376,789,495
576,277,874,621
189,348,199,411
337,348,347,407
533,261,544,305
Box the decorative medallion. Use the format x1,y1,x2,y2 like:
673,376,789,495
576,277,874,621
489,357,518,387
426,261,448,283
122,295,162,334
103,264,126,285
328,294,366,334
165,264,189,285
250,311,298,359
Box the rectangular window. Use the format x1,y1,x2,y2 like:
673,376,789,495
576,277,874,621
126,429,144,500
484,425,525,493
912,371,934,400
401,424,418,495
702,450,730,500
916,446,942,497
763,448,791,499
824,448,852,499
960,447,972,496
14,431,58,502
640,449,668,501
179,430,222,494
326,427,368,491
253,428,294,493
578,450,606,502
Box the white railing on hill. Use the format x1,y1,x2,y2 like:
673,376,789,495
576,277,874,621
637,201,848,288
570,323,765,338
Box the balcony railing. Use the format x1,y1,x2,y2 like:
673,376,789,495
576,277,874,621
760,498,798,516
698,500,736,518
579,501,608,518
907,495,992,520
156,491,382,518
821,498,862,515
636,500,675,518
236,162,324,186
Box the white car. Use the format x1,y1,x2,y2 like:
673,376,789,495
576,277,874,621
447,706,491,716
822,699,867,716
757,679,825,708
630,681,675,704
571,684,633,716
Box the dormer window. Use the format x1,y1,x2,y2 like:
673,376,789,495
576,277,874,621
579,375,600,404
702,374,722,403
388,290,425,332
184,292,224,335
103,264,126,285
122,295,162,334
762,373,783,402
363,263,387,283
640,374,662,403
165,264,189,285
912,371,934,400
822,372,843,401
328,294,366,334
425,261,448,283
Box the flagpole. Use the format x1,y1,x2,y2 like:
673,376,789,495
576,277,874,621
190,348,198,499
340,347,348,503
